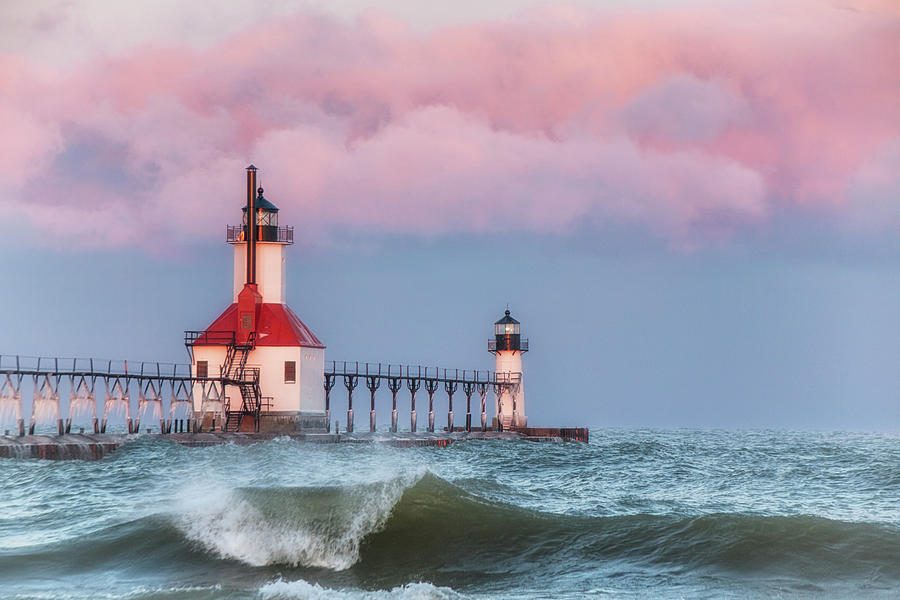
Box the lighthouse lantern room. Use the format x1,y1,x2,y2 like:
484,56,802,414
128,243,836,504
489,309,528,429
186,166,326,433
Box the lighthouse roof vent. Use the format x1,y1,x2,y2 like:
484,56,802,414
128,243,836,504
495,309,520,325
243,187,279,212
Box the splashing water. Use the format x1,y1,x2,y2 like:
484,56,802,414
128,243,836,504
177,473,423,570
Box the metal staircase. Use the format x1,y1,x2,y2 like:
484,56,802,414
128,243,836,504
220,333,262,432
224,411,243,432
222,334,251,379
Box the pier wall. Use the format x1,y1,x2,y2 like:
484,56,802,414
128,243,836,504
255,410,326,433
0,428,587,460
0,434,126,459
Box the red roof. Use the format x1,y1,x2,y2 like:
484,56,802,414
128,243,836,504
199,303,325,348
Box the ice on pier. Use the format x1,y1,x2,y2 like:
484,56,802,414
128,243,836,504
68,375,96,427
137,379,163,429
30,374,60,430
199,381,225,419
102,378,131,430
169,380,193,421
0,374,23,430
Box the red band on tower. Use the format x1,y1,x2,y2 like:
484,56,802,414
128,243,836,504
246,165,257,284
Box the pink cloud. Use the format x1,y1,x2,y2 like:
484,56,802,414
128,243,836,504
0,1,897,250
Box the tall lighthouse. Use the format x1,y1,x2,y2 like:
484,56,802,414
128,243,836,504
186,166,326,432
489,309,528,429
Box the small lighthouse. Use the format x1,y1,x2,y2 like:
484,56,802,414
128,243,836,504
489,309,528,429
186,166,326,432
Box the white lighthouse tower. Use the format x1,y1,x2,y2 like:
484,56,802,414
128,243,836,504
489,309,528,429
186,166,326,432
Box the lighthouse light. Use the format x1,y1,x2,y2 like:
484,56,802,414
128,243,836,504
495,322,520,335
256,209,277,226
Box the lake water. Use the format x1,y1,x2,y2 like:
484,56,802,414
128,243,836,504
1,429,899,598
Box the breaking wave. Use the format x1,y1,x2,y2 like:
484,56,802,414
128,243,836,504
4,472,900,591
176,474,421,569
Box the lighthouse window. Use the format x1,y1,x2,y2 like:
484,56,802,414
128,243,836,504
196,361,208,379
257,210,277,226
495,323,519,335
242,314,252,329
284,361,296,383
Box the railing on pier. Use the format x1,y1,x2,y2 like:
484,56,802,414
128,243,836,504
325,361,496,384
0,355,193,381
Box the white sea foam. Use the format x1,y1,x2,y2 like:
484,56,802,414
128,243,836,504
259,579,464,600
6,584,223,600
176,472,423,569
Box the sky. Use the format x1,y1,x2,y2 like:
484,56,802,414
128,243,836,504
1,0,899,430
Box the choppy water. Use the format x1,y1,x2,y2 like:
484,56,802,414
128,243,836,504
1,430,900,599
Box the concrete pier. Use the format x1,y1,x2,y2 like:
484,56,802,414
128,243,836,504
0,434,127,459
0,428,589,460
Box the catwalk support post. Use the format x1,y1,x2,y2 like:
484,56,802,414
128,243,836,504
424,377,439,432
477,382,489,431
407,377,420,432
324,374,336,433
463,381,475,432
365,374,380,432
343,374,358,433
388,377,401,433
445,379,457,432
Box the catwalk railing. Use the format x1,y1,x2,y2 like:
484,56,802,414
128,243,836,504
325,361,497,384
0,355,193,381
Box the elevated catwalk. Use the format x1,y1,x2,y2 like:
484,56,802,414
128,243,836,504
0,355,527,436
